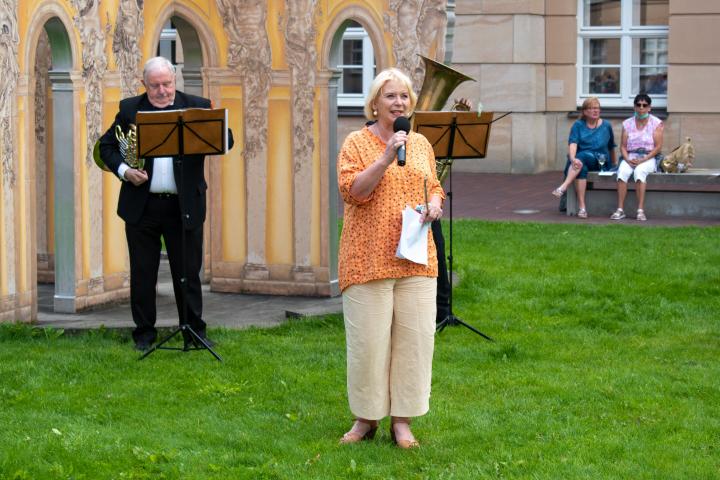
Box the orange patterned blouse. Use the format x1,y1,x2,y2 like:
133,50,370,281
337,126,445,292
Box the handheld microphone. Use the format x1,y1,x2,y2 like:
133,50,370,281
393,116,411,166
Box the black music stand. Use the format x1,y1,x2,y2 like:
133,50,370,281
135,108,229,361
414,110,502,341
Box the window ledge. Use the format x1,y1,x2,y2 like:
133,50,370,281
338,106,365,117
567,107,668,120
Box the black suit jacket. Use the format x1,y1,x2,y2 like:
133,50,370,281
99,91,232,230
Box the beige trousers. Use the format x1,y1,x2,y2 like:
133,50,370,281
342,276,436,420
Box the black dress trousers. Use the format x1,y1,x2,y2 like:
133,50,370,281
432,220,451,323
125,193,205,344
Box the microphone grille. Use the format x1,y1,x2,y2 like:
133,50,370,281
393,116,411,133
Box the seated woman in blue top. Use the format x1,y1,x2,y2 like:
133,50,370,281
552,97,617,218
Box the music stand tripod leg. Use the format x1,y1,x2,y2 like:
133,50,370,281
433,119,493,342
139,325,183,359
179,324,223,361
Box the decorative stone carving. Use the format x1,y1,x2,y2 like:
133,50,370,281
385,0,420,83
283,0,319,269
73,0,109,282
384,0,448,92
112,0,143,98
35,29,52,279
216,0,271,165
417,0,447,64
284,0,318,174
0,0,19,187
72,0,110,166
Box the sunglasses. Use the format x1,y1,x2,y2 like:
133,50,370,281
635,102,649,107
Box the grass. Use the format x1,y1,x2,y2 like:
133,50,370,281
1,220,719,479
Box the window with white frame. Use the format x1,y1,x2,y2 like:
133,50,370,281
577,0,668,107
337,21,376,108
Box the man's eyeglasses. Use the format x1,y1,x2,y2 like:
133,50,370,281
635,103,649,108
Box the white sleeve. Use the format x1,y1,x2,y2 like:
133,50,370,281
117,162,130,181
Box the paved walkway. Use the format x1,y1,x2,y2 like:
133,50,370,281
35,172,717,332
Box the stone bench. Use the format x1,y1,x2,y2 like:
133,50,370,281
566,169,720,219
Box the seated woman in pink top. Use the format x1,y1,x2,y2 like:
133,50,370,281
610,94,664,221
336,68,444,449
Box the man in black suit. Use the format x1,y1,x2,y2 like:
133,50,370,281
99,56,231,351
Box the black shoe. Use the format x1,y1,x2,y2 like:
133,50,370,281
184,334,215,351
134,340,152,352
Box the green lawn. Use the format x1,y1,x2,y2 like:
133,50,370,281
1,221,718,479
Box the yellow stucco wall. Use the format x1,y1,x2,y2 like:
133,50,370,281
266,87,293,266
102,87,127,275
220,85,245,262
3,0,400,318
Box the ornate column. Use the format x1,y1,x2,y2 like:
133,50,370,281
49,71,77,313
318,69,341,296
0,0,20,319
34,31,53,284
72,0,108,294
216,0,272,282
284,0,320,283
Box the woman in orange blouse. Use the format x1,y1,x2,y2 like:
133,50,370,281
337,68,444,449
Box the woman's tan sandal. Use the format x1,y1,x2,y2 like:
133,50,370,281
339,420,378,444
390,423,420,449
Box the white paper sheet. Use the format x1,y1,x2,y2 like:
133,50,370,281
395,206,430,265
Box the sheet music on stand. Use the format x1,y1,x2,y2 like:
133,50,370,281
412,111,507,159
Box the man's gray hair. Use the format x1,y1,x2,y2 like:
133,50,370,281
143,56,176,81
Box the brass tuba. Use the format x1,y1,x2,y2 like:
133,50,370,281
413,55,476,183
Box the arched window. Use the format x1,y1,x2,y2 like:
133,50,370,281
157,20,177,64
337,21,376,109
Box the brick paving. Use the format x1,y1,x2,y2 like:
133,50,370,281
451,171,718,227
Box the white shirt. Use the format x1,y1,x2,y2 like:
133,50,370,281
147,157,178,193
117,156,178,194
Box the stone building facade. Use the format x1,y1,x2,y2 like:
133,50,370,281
448,0,720,173
338,1,720,173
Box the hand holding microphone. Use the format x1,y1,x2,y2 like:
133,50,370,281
393,116,411,166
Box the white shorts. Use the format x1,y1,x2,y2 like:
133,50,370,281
617,157,656,183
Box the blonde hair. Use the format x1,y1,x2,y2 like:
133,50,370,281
580,97,601,121
363,68,418,120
